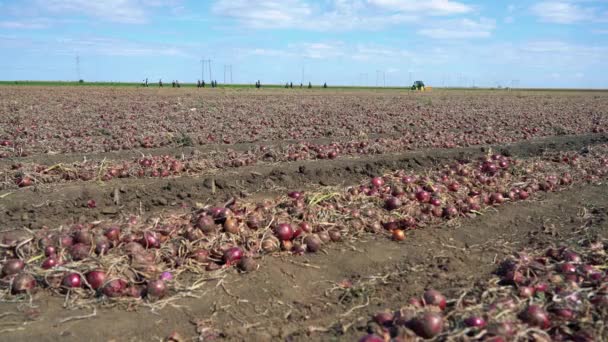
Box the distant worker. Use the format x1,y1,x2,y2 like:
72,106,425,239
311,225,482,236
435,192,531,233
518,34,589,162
323,82,327,88
290,82,293,88
159,79,163,87
202,80,206,88
197,80,201,88
172,81,176,88
145,78,148,87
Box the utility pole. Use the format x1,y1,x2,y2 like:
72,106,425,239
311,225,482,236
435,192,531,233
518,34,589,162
201,57,205,82
208,60,213,83
75,55,81,81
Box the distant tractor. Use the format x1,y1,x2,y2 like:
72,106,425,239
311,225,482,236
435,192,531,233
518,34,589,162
411,80,426,91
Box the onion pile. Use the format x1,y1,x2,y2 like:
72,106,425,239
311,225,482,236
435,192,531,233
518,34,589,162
361,241,607,341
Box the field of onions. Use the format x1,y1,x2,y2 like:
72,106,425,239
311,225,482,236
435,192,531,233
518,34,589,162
1,87,607,160
0,87,607,341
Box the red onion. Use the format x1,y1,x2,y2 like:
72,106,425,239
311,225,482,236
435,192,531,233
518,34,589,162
139,231,160,249
304,235,322,253
274,223,294,241
520,305,550,329
102,279,128,298
464,316,486,328
196,215,217,234
70,243,90,261
371,177,384,188
410,312,444,339
62,273,82,288
104,226,121,241
44,246,56,257
85,270,107,290
423,289,447,310
41,257,58,269
11,273,36,294
287,191,303,199
2,259,25,276
415,190,431,203
385,196,402,211
373,311,394,327
358,335,383,342
222,247,243,264
73,229,93,245
146,279,167,299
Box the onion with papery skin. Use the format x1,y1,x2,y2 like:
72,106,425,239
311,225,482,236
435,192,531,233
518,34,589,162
196,215,217,234
70,243,90,261
423,289,447,310
2,259,25,276
237,257,258,272
520,305,550,329
104,226,121,242
11,273,36,294
385,196,402,211
373,311,394,327
146,279,167,299
223,217,239,234
102,279,128,298
304,235,322,253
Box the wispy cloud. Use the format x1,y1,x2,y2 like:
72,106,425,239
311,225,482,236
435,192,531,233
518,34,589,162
368,0,472,15
530,1,597,24
418,18,496,39
212,0,477,33
15,0,181,24
0,19,51,29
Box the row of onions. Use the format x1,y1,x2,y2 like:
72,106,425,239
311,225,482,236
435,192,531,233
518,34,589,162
1,146,608,306
5,133,608,191
359,241,607,341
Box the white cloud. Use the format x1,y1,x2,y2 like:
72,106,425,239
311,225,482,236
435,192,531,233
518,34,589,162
531,1,595,24
211,0,474,32
368,0,472,15
418,18,496,39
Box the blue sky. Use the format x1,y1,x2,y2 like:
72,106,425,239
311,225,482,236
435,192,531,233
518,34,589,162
0,0,607,88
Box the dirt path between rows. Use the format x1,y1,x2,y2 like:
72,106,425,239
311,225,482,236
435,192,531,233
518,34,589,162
1,182,606,341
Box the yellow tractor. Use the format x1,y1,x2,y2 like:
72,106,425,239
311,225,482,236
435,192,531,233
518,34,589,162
411,80,426,91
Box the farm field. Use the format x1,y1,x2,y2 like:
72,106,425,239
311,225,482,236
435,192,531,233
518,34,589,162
1,86,608,341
